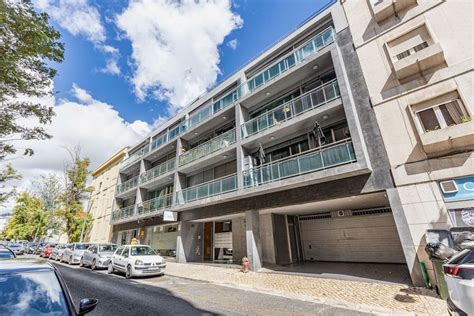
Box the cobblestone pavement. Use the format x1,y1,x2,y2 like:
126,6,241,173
162,262,447,315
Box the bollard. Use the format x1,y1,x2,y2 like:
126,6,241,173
242,256,250,273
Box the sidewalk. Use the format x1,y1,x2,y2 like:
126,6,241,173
162,262,447,315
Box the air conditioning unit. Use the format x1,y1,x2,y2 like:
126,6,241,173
440,180,458,194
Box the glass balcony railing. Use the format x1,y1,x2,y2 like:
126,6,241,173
116,176,139,195
176,174,238,204
137,194,173,216
140,158,176,184
181,27,335,132
243,140,356,188
178,129,236,166
120,146,150,170
111,205,135,221
241,80,340,138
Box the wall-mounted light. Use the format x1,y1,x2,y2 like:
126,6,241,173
312,64,319,71
269,136,275,140
322,115,329,120
266,91,271,96
222,116,227,120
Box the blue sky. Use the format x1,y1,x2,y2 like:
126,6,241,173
49,0,332,124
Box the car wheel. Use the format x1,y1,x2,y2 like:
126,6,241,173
107,262,114,274
125,265,132,279
91,259,96,270
79,258,84,267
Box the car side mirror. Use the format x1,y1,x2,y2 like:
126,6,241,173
78,298,98,315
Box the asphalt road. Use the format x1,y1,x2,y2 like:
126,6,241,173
50,259,371,315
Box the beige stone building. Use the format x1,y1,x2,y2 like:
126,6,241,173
341,0,474,285
88,148,128,243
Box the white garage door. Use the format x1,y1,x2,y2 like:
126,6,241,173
300,208,406,263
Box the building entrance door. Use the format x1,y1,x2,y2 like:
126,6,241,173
203,222,213,261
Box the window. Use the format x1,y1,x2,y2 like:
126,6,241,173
416,100,469,133
122,247,130,258
115,246,124,255
99,245,117,252
215,221,232,233
130,246,156,256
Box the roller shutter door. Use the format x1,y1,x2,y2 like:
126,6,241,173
300,208,405,263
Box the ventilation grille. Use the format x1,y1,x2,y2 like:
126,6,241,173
300,212,332,220
351,207,391,217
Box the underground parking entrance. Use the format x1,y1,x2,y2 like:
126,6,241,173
258,191,412,285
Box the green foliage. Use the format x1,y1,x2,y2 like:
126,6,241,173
0,0,64,158
2,192,47,240
60,150,93,242
0,165,21,204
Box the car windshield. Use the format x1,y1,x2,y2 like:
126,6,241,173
99,245,116,252
74,244,88,250
9,244,20,247
0,252,14,259
0,270,70,315
130,246,156,256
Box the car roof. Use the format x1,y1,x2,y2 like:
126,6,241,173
0,259,54,273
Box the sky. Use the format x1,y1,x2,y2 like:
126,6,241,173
1,0,331,216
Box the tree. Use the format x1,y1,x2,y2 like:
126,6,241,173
0,165,21,204
2,191,47,240
32,174,64,238
0,0,64,204
60,148,94,242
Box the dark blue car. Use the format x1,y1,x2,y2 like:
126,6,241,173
0,259,98,315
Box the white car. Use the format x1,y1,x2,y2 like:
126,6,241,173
80,243,117,270
443,249,474,315
107,245,166,279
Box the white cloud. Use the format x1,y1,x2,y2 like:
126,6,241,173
34,0,121,76
35,0,106,43
227,39,238,50
116,0,243,114
0,84,150,214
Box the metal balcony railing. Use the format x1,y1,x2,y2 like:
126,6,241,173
111,205,135,221
137,194,173,216
178,129,236,166
243,139,356,188
181,27,335,132
116,176,139,195
241,79,340,138
176,174,238,204
140,158,176,184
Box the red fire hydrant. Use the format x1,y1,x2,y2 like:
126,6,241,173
242,256,250,273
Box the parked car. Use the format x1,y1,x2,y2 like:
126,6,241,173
0,246,16,259
62,243,90,265
0,258,98,315
443,249,474,315
41,243,57,258
107,245,166,279
50,244,66,261
34,242,46,255
7,242,24,255
81,243,117,270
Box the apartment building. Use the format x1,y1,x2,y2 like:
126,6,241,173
341,0,474,286
110,2,418,282
88,148,127,243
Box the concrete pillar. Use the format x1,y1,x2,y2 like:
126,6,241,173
387,188,424,286
245,210,263,271
176,221,203,263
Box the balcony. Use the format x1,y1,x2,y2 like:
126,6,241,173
115,176,139,196
181,27,335,133
241,80,340,138
137,194,173,217
393,42,445,80
111,205,135,222
178,129,236,166
176,174,238,205
372,0,417,23
140,158,176,185
419,120,474,157
243,139,356,188
120,146,149,171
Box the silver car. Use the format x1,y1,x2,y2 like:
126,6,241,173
7,243,24,255
50,244,66,261
61,243,90,264
80,243,117,270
